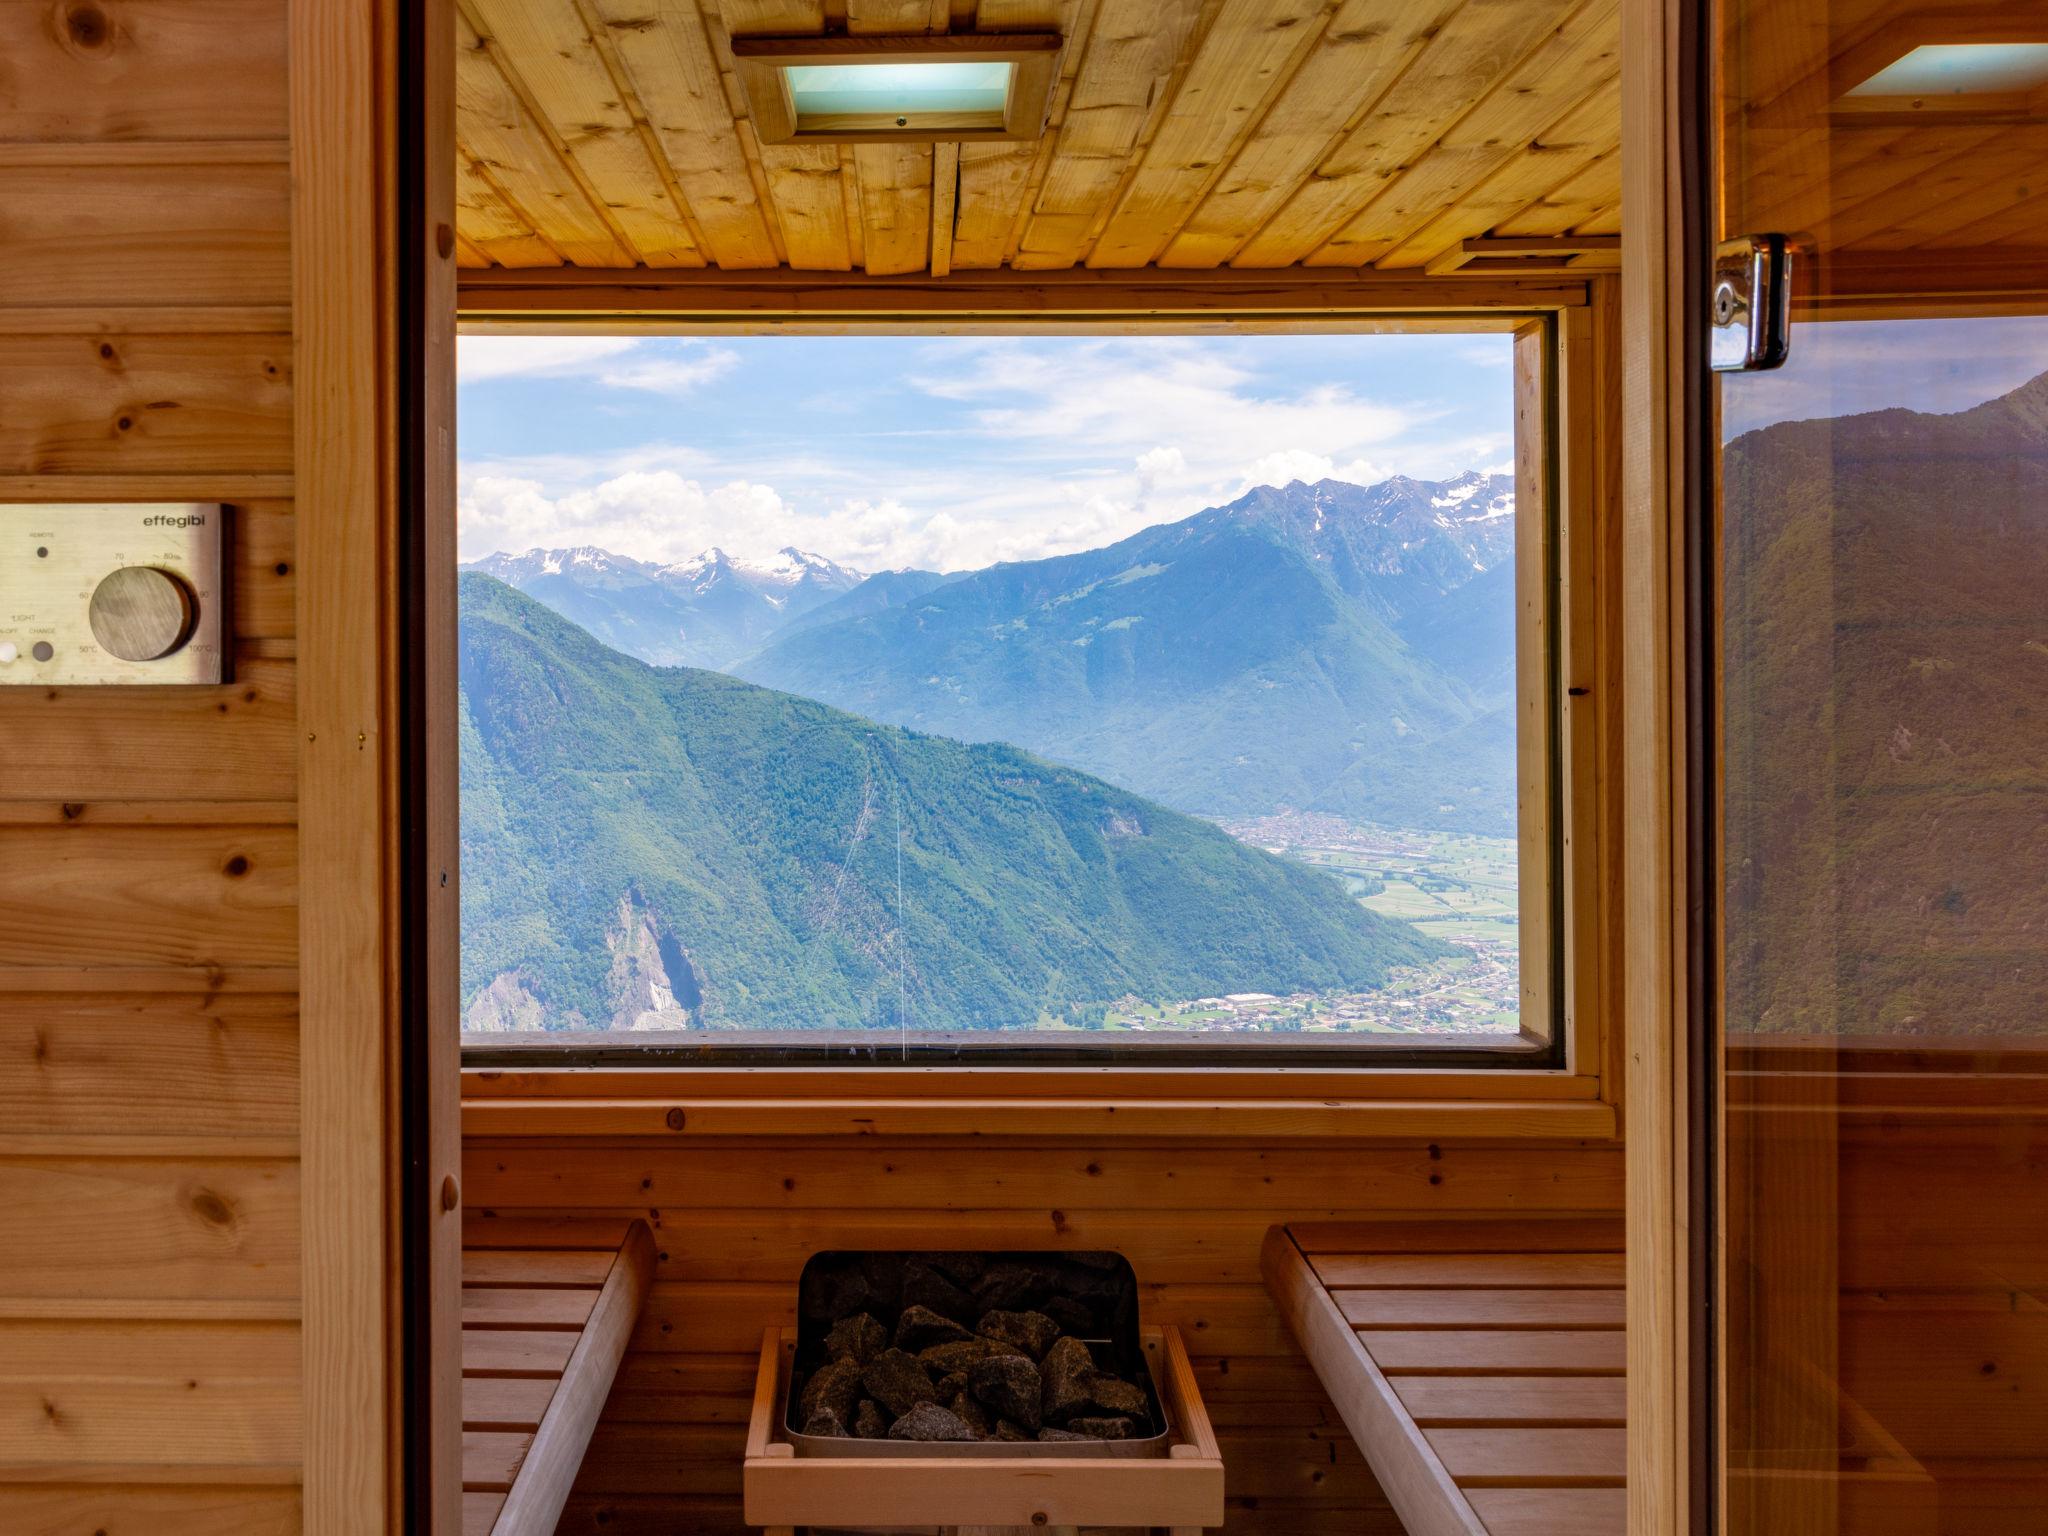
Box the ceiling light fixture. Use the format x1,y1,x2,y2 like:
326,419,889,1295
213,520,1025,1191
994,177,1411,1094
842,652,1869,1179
732,31,1063,145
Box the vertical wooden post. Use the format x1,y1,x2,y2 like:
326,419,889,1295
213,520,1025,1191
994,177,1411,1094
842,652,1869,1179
293,0,407,1528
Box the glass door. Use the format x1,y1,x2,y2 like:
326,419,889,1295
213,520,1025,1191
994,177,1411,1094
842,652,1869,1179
1713,1,2048,1531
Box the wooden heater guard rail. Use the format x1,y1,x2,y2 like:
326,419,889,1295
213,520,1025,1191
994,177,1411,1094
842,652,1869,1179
744,1323,1224,1532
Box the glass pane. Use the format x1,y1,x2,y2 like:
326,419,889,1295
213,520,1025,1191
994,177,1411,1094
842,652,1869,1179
455,333,1546,1058
1715,0,2048,1526
786,61,1012,119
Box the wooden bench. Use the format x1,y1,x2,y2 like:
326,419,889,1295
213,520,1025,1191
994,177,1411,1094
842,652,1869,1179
461,1218,656,1536
1263,1219,1627,1536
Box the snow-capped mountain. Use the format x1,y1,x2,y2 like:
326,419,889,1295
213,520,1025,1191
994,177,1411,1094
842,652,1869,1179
462,543,864,669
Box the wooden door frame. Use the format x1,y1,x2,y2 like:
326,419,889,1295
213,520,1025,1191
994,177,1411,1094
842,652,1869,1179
294,0,463,1529
1620,0,1710,1531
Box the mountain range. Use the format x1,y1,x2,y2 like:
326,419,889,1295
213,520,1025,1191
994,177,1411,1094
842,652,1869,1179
476,471,1521,834
462,543,866,669
737,472,1520,832
459,575,1452,1033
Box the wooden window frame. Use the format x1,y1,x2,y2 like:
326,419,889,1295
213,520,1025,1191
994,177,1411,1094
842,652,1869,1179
448,272,1627,1128
730,30,1065,146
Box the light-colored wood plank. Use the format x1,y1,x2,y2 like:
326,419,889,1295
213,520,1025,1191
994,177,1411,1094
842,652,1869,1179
0,1157,298,1300
462,1287,601,1331
462,1429,532,1492
852,144,933,274
462,1328,580,1378
0,658,297,803
461,0,706,267
930,141,960,275
1012,0,1207,269
0,995,298,1139
1314,0,1621,267
1394,1375,1627,1425
0,1379,300,1468
462,1373,560,1431
1262,1229,1488,1536
1314,1252,1624,1288
1292,1218,1625,1254
0,164,290,308
461,1144,1624,1213
587,0,782,268
1467,1485,1627,1535
1337,1288,1626,1330
0,0,286,142
0,827,296,970
456,151,563,266
461,1094,1620,1140
0,1485,301,1536
1361,1329,1626,1376
1425,1425,1627,1486
463,1250,619,1287
1234,0,1574,267
0,334,291,478
1161,0,1448,267
453,10,636,266
463,1490,507,1536
1087,0,1332,268
493,1221,656,1536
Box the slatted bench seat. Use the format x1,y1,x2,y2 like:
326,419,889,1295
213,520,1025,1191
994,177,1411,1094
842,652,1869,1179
462,1218,656,1536
1263,1219,1627,1536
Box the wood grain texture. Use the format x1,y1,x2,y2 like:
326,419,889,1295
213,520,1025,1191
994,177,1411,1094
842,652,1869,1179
453,0,1625,275
0,0,287,142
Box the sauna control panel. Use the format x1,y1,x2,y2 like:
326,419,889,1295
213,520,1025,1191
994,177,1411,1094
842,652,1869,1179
2,504,227,685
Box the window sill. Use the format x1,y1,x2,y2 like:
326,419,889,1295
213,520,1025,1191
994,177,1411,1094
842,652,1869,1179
461,1071,1617,1142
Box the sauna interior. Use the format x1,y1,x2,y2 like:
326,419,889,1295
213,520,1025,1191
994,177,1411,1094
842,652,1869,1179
4,0,2044,1533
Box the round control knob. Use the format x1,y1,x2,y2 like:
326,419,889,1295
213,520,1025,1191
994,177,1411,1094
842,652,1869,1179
89,566,198,662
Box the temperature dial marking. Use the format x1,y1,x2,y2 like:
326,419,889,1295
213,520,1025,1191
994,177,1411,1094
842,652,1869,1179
88,565,198,662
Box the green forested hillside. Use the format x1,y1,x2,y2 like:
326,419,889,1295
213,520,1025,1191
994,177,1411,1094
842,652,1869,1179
459,575,1452,1033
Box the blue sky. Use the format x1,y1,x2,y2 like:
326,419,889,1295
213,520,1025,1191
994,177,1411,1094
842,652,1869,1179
458,332,1515,572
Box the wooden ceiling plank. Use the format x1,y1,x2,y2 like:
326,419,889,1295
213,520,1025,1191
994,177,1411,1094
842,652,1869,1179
586,0,785,268
1085,0,1337,269
840,144,870,267
709,1,851,269
455,151,567,267
931,141,961,274
1490,151,1619,238
1314,0,1619,268
454,9,641,266
1378,75,1619,270
1159,0,1453,269
1011,0,1208,270
848,0,942,28
454,231,496,267
1231,0,1578,268
720,0,827,27
856,143,934,273
460,0,704,266
953,0,1094,268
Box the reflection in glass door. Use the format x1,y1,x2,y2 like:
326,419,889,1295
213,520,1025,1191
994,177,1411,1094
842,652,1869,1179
1713,1,2048,1531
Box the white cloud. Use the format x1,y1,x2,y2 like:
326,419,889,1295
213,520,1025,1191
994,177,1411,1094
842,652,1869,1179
459,336,1517,572
456,336,738,397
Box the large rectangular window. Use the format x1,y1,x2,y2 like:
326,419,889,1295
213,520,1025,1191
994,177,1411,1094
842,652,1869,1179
455,330,1560,1061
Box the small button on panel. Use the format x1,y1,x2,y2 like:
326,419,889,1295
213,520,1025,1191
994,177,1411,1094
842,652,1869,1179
2,504,227,685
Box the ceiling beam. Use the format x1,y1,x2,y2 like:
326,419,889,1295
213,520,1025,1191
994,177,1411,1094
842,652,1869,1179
456,264,1590,331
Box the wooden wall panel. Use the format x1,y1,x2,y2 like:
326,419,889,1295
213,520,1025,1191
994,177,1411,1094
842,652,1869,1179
465,1133,1621,1535
0,0,305,1519
0,334,293,478
0,163,292,310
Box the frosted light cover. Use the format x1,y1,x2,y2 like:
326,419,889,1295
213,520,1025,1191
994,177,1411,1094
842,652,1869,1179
786,61,1012,118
